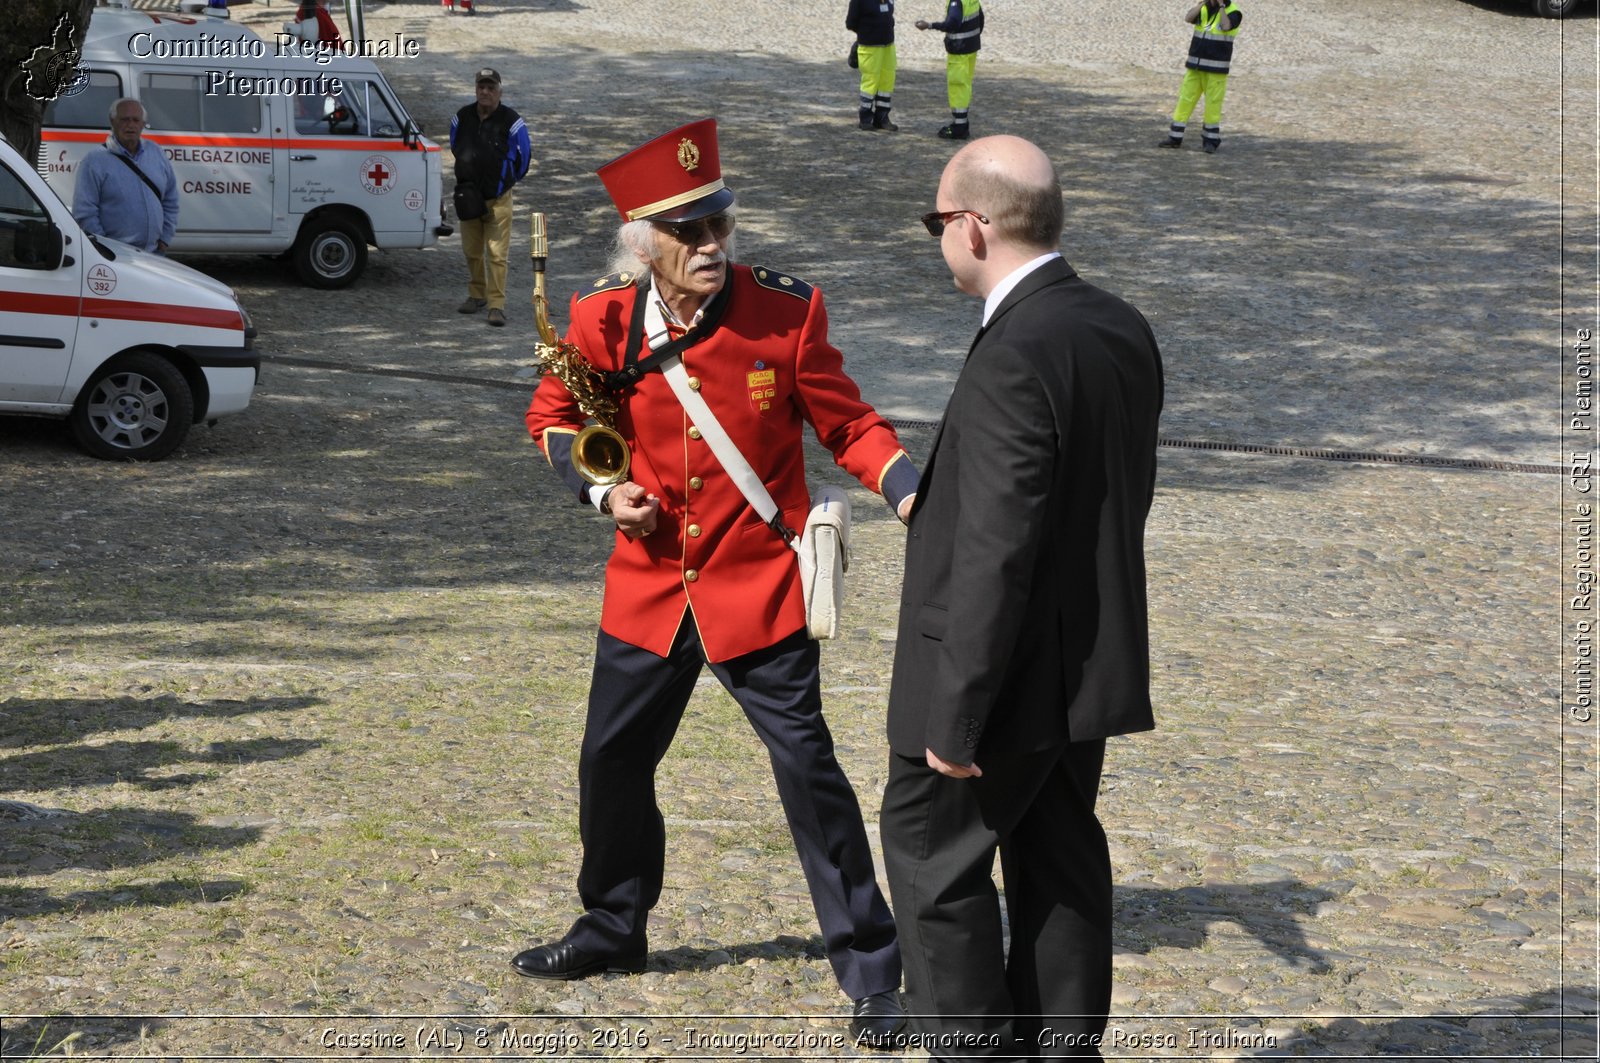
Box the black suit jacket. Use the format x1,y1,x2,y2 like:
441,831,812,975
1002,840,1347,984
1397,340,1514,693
888,257,1164,762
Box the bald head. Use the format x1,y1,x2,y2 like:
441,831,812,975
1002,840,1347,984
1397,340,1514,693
943,135,1062,252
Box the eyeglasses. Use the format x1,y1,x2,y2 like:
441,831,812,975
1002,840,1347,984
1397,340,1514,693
921,209,988,237
653,213,736,244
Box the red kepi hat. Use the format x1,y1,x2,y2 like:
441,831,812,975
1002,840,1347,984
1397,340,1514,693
596,118,736,224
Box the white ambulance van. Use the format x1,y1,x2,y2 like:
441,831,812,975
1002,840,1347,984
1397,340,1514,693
0,132,258,461
41,5,446,288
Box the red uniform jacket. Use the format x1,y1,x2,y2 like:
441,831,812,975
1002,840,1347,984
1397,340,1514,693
527,264,911,663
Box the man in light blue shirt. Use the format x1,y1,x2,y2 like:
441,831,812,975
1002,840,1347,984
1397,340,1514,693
72,98,179,253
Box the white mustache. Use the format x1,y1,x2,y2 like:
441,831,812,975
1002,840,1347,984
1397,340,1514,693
689,253,726,270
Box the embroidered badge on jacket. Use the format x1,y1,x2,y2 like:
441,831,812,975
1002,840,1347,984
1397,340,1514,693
747,360,777,413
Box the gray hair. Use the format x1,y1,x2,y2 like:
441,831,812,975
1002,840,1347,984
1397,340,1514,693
606,213,739,277
108,97,145,123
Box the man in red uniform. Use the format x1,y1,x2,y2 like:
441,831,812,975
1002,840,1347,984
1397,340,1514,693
520,119,914,1046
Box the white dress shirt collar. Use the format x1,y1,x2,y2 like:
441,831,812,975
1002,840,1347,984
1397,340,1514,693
982,251,1062,328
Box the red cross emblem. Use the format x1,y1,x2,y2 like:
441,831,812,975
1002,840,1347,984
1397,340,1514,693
360,155,397,195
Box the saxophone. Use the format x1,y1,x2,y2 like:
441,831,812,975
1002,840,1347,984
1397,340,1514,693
530,212,631,487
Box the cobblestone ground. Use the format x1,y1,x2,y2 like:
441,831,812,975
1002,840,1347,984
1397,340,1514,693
1,0,1596,1058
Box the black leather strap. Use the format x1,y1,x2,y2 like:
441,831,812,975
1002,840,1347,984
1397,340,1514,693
112,150,164,205
604,276,732,392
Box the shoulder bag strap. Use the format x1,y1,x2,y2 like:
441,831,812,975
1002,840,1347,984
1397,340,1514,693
112,150,164,205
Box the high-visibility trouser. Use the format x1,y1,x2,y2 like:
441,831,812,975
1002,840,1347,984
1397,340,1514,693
857,43,897,114
462,187,514,309
1170,68,1228,145
945,52,977,111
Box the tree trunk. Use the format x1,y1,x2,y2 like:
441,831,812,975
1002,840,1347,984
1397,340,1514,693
3,0,97,168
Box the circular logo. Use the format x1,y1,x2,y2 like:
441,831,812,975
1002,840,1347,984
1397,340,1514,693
359,155,396,196
46,53,91,99
87,263,117,295
403,188,423,211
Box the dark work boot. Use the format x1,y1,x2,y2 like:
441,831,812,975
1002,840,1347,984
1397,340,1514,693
872,95,897,131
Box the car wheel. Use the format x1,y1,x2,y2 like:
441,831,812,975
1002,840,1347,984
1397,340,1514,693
292,216,367,288
70,351,194,461
1532,0,1577,16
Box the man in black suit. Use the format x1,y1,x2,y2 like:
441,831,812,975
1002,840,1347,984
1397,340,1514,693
880,135,1163,1059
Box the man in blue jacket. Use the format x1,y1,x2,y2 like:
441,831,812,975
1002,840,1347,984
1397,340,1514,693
450,68,532,326
72,98,179,253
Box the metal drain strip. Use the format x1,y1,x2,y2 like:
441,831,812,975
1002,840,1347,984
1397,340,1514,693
262,354,1562,476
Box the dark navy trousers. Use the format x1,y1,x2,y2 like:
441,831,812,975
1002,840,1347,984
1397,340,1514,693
565,618,902,1000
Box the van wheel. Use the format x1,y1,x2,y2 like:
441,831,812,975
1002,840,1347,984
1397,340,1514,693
70,352,194,461
293,217,367,288
1532,0,1576,15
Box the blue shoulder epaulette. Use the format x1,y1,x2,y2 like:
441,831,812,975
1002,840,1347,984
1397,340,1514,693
577,270,641,301
750,265,814,302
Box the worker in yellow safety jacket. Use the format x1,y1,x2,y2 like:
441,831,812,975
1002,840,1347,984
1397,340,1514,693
1160,0,1242,154
915,0,982,141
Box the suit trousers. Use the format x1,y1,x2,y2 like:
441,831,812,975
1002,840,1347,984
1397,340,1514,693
880,741,1110,1060
460,187,513,309
565,619,902,1001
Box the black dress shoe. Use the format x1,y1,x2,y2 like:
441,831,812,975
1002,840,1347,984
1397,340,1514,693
510,940,646,980
849,990,907,1049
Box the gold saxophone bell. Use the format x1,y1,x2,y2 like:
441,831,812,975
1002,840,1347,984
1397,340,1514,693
530,212,632,487
572,423,630,487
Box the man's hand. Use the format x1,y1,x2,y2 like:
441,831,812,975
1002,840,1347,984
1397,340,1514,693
897,493,916,524
915,18,931,29
608,482,660,539
926,747,981,778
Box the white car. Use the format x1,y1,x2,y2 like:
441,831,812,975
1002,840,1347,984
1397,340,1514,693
0,133,258,460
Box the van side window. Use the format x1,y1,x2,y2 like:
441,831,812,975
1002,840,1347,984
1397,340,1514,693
41,70,123,129
366,86,405,139
0,164,55,271
302,78,402,138
325,79,369,136
139,73,263,133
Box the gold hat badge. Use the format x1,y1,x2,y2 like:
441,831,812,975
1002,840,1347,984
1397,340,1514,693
677,137,700,173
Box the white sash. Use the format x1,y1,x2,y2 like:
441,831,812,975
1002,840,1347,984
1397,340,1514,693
647,289,848,638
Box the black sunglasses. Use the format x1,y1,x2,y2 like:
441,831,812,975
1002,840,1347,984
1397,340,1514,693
653,213,736,243
921,209,989,237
